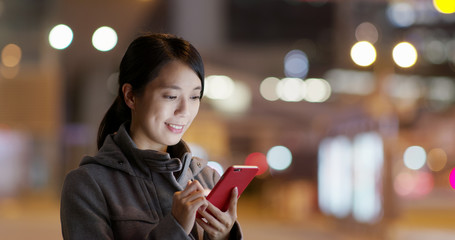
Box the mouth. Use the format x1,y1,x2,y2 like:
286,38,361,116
165,123,185,133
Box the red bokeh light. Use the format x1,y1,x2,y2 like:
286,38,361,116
245,152,268,175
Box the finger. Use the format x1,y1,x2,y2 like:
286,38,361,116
180,180,204,197
228,187,238,218
199,202,230,227
204,201,223,218
196,211,229,239
184,191,208,206
196,213,222,234
190,180,205,191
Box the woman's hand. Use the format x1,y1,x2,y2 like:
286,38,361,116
172,180,208,234
196,187,238,240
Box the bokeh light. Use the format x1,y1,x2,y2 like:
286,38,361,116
0,64,19,79
403,145,426,170
318,136,353,218
394,171,414,196
304,78,331,103
426,148,447,172
205,75,235,100
394,170,434,198
245,152,268,175
393,42,418,68
355,22,379,44
277,77,306,102
92,26,118,52
450,168,455,190
48,24,73,50
350,41,376,67
208,80,252,114
1,44,22,67
260,77,280,101
433,0,455,14
428,77,455,103
352,132,383,224
423,39,447,64
413,171,434,196
267,145,292,171
386,2,416,28
284,49,309,78
207,161,224,176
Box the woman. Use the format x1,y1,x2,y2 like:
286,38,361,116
60,33,242,240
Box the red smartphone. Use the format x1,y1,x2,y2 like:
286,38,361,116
206,165,258,212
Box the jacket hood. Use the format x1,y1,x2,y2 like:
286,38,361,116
80,123,207,181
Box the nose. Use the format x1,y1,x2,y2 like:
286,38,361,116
175,98,190,117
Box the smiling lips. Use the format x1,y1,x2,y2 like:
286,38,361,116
166,123,185,133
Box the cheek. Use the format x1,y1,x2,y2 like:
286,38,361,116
190,102,200,117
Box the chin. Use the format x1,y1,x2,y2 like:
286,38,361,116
165,138,182,146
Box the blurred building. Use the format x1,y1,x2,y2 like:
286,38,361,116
1,0,455,239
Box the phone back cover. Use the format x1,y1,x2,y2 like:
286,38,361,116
206,166,258,212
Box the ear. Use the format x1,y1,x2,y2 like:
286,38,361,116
122,83,136,110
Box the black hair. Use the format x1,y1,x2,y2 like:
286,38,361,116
97,33,205,149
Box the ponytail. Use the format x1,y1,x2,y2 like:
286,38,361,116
96,96,130,149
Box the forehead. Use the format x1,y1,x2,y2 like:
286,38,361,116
151,61,201,90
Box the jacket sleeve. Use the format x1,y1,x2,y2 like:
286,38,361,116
60,169,114,240
61,168,194,240
146,213,195,240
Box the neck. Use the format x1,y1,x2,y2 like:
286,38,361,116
129,122,167,152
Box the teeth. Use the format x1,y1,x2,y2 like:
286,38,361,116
169,124,183,130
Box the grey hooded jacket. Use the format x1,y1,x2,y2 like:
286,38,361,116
60,123,242,239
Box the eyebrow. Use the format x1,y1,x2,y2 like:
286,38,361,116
161,85,202,91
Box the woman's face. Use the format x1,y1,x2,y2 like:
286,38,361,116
129,61,202,151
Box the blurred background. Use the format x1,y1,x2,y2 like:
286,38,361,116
1,0,455,239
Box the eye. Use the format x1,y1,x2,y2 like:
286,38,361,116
164,95,177,100
190,95,201,100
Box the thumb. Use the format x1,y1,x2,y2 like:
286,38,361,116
228,187,238,218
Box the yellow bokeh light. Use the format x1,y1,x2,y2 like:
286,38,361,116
393,42,418,68
1,44,22,67
350,41,376,67
426,148,447,172
433,0,455,14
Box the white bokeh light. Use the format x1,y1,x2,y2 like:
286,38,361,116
49,24,73,50
304,78,331,102
393,42,418,68
404,146,426,170
207,161,224,176
92,26,118,52
205,75,235,100
351,41,377,67
267,145,292,171
276,78,306,102
208,80,251,114
260,77,280,101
